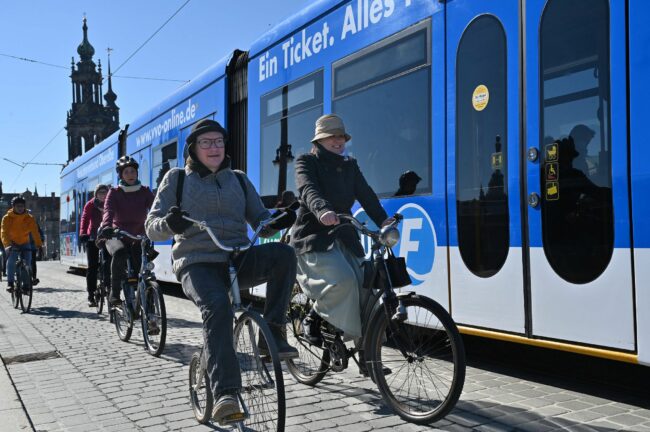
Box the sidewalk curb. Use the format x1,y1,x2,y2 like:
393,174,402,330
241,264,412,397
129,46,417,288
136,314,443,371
0,355,35,431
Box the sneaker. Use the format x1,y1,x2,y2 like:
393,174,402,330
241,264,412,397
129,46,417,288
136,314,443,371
109,297,122,306
6,282,14,293
269,324,299,360
31,278,39,286
88,300,97,307
211,393,243,425
301,316,323,345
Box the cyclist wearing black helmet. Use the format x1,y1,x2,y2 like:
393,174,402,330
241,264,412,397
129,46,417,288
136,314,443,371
1,196,42,292
99,156,154,305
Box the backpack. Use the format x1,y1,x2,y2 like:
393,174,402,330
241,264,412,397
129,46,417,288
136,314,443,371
175,169,247,207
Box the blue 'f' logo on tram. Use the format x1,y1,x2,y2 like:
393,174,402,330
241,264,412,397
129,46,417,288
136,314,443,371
354,203,436,286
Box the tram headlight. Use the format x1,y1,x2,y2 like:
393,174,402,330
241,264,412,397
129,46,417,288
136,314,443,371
380,226,400,248
145,261,155,271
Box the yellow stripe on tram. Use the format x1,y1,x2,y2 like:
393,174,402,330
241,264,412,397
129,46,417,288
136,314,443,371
458,326,638,364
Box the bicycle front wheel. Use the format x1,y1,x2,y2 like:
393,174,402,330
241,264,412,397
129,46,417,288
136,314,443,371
234,310,285,431
285,289,329,385
141,281,167,357
189,350,213,424
95,274,105,315
114,287,133,342
18,265,33,313
367,295,466,424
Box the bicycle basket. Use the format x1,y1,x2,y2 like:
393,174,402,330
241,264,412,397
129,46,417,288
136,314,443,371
386,249,411,288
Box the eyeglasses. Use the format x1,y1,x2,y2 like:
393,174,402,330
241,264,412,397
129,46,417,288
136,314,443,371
197,138,225,149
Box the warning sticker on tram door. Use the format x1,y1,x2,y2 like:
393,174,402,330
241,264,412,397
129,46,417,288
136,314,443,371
546,181,559,201
545,162,558,181
545,143,558,161
472,84,489,111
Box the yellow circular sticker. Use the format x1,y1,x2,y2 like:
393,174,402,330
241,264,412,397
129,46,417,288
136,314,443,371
472,84,489,111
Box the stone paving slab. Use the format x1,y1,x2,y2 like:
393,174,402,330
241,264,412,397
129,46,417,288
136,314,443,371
0,262,649,431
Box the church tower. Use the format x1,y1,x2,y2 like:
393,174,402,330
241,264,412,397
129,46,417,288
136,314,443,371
65,17,120,161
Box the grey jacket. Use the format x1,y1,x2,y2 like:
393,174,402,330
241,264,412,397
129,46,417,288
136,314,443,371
145,165,272,278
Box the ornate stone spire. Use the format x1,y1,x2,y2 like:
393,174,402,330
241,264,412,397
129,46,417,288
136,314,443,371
77,16,95,61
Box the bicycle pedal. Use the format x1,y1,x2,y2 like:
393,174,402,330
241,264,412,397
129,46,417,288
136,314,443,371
219,411,246,425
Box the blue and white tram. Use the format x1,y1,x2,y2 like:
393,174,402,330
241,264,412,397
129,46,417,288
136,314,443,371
61,0,650,366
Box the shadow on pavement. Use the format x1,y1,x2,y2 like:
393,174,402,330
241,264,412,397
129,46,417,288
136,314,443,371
166,316,202,329
34,287,79,294
160,342,201,366
27,306,103,320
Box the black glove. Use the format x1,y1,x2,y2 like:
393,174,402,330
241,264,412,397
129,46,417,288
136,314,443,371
79,234,90,243
98,227,114,239
268,208,297,230
165,206,192,234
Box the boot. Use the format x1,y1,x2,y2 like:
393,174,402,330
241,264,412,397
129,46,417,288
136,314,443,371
268,324,298,360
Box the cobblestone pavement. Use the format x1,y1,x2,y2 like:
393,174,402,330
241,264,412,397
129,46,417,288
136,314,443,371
0,262,649,432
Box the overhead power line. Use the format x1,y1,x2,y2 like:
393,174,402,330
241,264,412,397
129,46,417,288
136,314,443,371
0,52,189,83
112,0,192,76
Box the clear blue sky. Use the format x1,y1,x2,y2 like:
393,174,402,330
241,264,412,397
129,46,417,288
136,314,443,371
0,0,308,196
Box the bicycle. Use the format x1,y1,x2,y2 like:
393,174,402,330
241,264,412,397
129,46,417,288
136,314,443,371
8,249,33,313
183,213,287,431
106,230,167,357
285,213,466,425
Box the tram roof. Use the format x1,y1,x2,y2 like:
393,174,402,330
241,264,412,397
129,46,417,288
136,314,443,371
126,53,231,137
249,0,346,58
61,129,120,177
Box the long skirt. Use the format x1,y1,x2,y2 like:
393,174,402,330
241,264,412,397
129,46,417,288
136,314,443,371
296,240,368,338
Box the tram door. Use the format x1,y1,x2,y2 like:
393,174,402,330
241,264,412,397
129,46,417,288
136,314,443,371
446,0,525,333
132,147,151,189
524,0,634,349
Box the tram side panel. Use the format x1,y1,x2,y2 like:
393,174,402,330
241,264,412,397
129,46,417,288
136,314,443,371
629,0,650,366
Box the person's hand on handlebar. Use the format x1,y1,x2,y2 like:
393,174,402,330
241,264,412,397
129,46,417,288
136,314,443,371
268,207,297,230
165,206,192,235
98,227,114,239
319,211,340,226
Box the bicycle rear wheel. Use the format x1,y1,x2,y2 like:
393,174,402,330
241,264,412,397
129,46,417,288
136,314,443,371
114,287,133,342
141,281,167,357
285,289,329,385
367,295,465,424
189,350,213,424
234,310,285,431
18,265,33,313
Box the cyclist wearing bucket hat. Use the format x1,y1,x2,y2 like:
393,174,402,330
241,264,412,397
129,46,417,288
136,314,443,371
145,118,298,423
80,184,111,307
99,156,154,306
290,114,394,375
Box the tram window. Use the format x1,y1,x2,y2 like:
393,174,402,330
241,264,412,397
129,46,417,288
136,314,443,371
69,189,78,235
260,71,323,197
153,141,177,193
334,29,427,97
540,0,613,284
455,15,509,278
332,22,431,198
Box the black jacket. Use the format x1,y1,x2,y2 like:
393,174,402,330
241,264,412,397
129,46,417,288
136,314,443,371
290,145,387,257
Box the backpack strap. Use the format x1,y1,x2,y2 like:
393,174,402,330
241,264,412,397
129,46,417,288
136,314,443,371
234,171,247,201
176,169,185,208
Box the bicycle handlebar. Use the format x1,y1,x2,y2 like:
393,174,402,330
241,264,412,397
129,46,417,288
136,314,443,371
182,209,291,253
112,229,145,241
336,213,402,247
